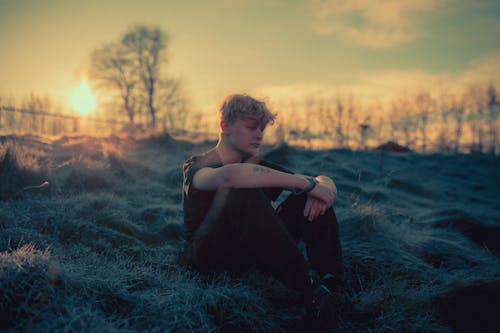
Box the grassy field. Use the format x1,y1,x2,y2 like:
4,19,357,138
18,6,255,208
1,133,499,332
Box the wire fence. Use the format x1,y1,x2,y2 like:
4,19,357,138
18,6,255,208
0,106,131,135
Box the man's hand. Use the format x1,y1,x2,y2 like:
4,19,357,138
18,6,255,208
303,176,337,221
304,196,330,221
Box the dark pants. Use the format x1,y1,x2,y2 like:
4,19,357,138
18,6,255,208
180,188,343,299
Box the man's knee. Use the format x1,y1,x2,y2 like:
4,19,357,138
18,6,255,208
228,188,266,197
205,188,274,232
204,188,267,220
225,188,269,206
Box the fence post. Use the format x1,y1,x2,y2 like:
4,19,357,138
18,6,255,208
73,117,79,133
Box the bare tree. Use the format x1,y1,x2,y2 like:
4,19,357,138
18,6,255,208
285,99,299,143
3,95,17,131
304,96,316,132
315,97,327,136
323,98,335,140
122,25,168,128
476,93,486,153
359,122,370,150
397,96,415,149
389,101,399,143
157,78,188,132
432,91,453,153
370,100,385,145
88,25,177,130
188,111,204,134
415,90,433,152
89,43,139,124
486,83,499,154
450,95,465,153
465,85,487,153
335,98,345,147
21,93,49,133
389,97,411,147
344,97,358,148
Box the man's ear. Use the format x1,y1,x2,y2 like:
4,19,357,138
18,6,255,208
220,120,230,134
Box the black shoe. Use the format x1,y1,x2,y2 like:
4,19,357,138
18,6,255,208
300,273,346,328
298,297,321,333
310,273,345,327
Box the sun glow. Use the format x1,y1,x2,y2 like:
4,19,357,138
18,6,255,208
68,81,97,115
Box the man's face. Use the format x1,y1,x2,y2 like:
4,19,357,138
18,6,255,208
223,116,266,156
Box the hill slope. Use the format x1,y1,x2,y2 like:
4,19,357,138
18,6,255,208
1,134,499,332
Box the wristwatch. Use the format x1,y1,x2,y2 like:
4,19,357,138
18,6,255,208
293,177,318,195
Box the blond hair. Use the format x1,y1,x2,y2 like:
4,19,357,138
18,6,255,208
218,94,276,126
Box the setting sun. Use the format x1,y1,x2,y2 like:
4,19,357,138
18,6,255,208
68,81,97,115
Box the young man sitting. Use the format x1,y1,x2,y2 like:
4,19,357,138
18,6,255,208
179,94,343,320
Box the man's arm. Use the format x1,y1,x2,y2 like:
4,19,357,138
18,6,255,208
192,163,334,206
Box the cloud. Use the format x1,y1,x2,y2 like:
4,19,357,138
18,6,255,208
457,50,500,87
254,50,500,107
309,0,449,48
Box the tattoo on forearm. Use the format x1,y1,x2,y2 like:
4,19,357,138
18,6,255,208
253,166,271,174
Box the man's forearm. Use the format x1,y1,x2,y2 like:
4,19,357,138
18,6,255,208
221,163,309,190
217,163,335,206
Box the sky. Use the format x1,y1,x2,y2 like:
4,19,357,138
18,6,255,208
1,0,499,114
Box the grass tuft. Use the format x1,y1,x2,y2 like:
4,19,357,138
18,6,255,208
0,143,48,200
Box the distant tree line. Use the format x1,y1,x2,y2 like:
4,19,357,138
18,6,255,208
1,82,498,154
266,83,499,154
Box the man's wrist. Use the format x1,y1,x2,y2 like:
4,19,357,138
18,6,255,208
292,177,318,195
